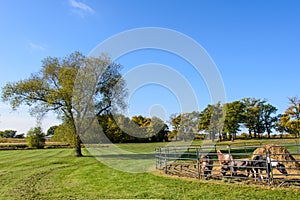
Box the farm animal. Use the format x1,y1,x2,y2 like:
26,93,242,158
252,155,288,181
232,159,254,177
217,150,234,176
199,154,213,179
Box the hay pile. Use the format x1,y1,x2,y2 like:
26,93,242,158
252,144,300,170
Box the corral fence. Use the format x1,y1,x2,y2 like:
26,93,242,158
155,142,300,186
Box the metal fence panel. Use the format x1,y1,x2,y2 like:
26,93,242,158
155,143,300,186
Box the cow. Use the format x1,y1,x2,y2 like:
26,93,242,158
252,155,288,181
232,159,254,177
217,150,235,176
199,154,213,179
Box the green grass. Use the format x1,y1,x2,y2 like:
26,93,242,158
0,146,299,199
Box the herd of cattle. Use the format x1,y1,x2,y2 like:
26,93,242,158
199,150,289,181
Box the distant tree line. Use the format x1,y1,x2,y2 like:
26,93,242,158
51,114,169,143
0,130,24,138
49,96,299,144
169,97,300,141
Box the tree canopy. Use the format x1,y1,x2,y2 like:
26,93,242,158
0,130,17,138
280,97,300,138
2,52,127,156
26,126,45,149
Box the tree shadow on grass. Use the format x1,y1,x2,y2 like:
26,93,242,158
84,153,156,160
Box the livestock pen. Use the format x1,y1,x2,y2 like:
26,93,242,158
155,142,300,186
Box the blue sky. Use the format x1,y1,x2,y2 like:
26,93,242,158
0,0,299,133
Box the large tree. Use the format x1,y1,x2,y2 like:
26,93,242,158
131,115,169,142
170,111,201,141
261,103,277,138
241,98,264,138
131,115,151,141
147,117,169,142
241,98,278,138
199,102,224,142
223,100,245,141
169,113,181,140
2,52,127,156
281,97,300,138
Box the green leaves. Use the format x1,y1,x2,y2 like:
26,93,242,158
26,127,46,149
280,97,300,137
1,51,127,155
170,111,201,141
223,100,245,140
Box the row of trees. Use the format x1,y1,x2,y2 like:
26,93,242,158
100,114,169,143
0,130,18,138
51,114,169,144
1,51,299,156
0,127,45,149
0,130,25,138
169,97,300,141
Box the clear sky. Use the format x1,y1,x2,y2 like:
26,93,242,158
0,0,299,134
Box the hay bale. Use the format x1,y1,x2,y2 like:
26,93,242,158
252,144,300,170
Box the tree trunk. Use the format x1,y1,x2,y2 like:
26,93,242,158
248,130,252,139
70,117,83,157
75,145,82,157
253,131,257,138
211,132,215,142
75,134,83,157
222,132,227,141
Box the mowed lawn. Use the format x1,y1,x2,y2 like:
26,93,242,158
0,146,299,200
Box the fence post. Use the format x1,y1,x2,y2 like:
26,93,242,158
159,147,163,169
266,147,272,185
164,147,168,174
226,145,233,178
227,145,231,154
296,140,299,154
155,147,158,170
196,148,201,179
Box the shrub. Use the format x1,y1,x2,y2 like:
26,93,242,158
26,127,46,149
51,122,76,145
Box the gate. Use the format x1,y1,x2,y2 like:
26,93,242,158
155,142,300,186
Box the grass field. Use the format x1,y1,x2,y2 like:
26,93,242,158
0,140,299,199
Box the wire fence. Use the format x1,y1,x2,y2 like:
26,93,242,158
155,142,300,186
